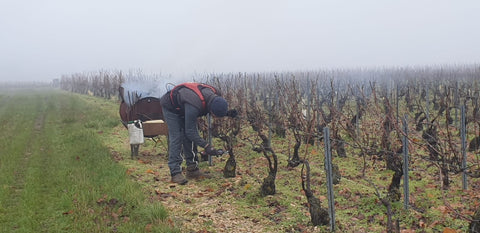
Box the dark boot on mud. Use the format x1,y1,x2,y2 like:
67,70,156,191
171,173,188,185
186,165,211,179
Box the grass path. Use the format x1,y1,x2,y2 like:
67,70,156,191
0,89,177,232
0,91,44,230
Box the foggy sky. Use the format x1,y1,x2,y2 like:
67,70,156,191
1,0,479,82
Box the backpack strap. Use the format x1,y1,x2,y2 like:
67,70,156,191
169,83,217,110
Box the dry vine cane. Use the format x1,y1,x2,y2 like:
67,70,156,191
381,94,404,202
328,80,348,158
247,102,278,196
211,110,241,178
284,79,307,168
208,78,243,178
367,179,399,233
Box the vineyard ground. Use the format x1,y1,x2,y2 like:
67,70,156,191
106,100,479,231
115,134,479,233
1,88,478,232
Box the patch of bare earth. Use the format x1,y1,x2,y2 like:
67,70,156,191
134,151,269,233
106,132,328,232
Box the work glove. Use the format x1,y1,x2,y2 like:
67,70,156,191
204,145,225,156
226,109,238,118
205,145,218,155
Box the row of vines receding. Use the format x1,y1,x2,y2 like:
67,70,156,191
62,65,480,232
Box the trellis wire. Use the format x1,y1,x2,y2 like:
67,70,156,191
402,114,409,210
328,131,472,179
323,127,336,232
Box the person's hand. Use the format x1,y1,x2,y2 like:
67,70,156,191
226,109,238,118
205,145,218,155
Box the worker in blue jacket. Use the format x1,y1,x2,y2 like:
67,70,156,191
160,82,236,184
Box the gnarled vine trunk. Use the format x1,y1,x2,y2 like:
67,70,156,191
223,150,236,178
302,160,329,226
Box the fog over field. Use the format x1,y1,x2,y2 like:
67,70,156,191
1,0,479,83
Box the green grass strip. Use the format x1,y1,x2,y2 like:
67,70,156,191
0,89,178,233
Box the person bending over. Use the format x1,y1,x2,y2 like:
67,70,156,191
160,82,235,184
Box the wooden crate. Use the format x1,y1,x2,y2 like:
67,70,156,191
142,120,168,137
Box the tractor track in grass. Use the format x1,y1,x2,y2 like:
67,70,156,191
3,97,47,227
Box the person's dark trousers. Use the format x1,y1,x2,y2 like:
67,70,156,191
162,107,198,176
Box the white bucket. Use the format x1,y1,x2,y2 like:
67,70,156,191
128,120,144,144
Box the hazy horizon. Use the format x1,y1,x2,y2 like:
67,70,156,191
1,1,479,83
